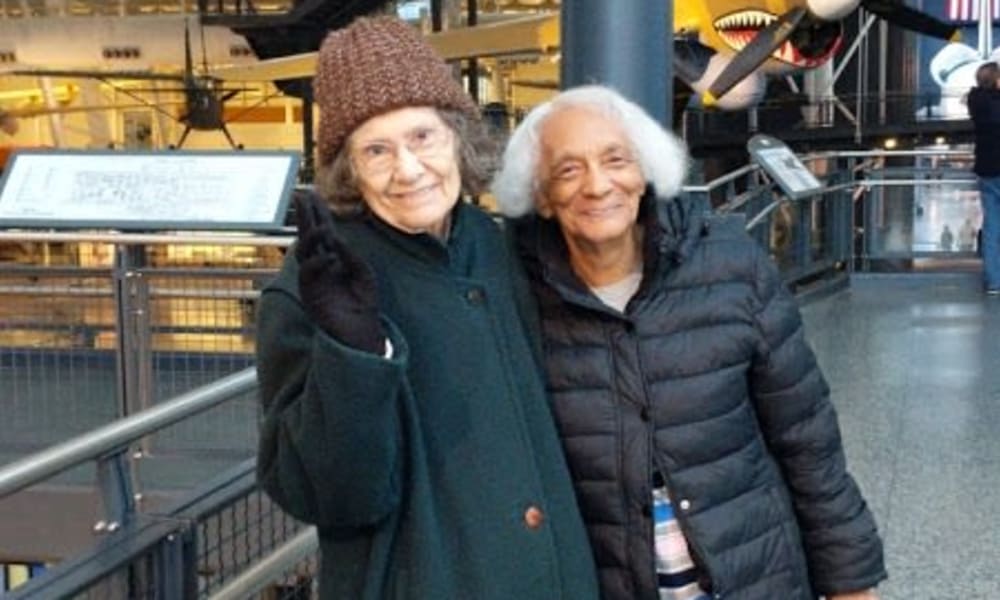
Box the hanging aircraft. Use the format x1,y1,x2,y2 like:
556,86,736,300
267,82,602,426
680,0,960,108
0,14,257,70
0,0,392,148
209,0,960,112
3,21,267,148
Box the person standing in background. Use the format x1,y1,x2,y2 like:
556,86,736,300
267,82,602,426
968,61,1000,294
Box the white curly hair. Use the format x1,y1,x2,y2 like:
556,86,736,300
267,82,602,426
491,84,690,217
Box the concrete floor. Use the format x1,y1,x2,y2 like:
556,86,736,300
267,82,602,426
801,273,1000,599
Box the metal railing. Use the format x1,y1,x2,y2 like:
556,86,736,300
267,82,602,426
681,92,977,156
0,231,294,594
0,368,255,499
0,233,291,489
0,368,310,599
682,147,979,298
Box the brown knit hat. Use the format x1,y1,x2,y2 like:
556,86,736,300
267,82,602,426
313,15,480,167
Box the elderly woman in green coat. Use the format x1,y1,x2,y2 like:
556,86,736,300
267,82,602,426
254,16,598,600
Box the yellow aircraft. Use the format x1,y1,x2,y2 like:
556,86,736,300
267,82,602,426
212,0,959,112
674,0,959,108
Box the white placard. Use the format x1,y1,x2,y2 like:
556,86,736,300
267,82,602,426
754,147,822,194
747,135,823,200
0,150,299,230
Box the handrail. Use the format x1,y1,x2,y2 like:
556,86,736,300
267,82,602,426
860,178,976,186
804,149,973,160
0,367,258,498
683,163,761,194
681,148,975,195
0,231,295,246
208,527,319,600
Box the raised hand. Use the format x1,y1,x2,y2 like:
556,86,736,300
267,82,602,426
294,194,386,355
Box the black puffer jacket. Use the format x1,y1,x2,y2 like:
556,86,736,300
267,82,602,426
513,192,886,600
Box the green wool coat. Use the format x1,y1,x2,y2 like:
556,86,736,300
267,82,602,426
255,201,599,600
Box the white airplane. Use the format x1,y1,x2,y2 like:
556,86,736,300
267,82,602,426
0,15,271,147
0,14,254,70
922,1,998,119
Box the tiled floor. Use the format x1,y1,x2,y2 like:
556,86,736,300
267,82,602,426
800,273,1000,599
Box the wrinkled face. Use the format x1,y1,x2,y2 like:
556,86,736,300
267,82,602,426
535,106,646,253
349,107,461,240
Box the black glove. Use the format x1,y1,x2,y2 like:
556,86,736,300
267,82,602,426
294,194,386,355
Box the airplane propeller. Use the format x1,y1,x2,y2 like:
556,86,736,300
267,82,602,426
859,0,961,43
702,7,808,107
702,0,961,107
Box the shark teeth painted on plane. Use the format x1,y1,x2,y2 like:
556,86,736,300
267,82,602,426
713,10,776,32
713,9,837,68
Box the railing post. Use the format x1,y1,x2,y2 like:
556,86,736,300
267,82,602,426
861,161,876,271
95,450,136,532
92,452,140,600
113,243,154,419
686,189,711,215
795,197,812,272
155,526,198,600
835,165,856,268
111,242,153,513
748,187,773,252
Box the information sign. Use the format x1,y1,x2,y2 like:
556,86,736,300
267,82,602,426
747,135,822,200
0,149,299,231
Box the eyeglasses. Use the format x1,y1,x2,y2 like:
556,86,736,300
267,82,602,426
351,124,454,177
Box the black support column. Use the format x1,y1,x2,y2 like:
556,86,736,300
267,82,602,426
560,1,672,126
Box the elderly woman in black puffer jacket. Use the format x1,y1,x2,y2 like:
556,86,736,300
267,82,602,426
492,85,885,600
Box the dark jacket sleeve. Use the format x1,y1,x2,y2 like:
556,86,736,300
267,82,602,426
746,244,886,595
255,256,408,532
968,88,1000,125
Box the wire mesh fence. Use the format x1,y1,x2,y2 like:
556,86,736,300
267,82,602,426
0,235,294,594
196,488,307,598
0,239,285,458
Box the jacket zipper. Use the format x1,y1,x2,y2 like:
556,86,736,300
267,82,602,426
631,303,718,597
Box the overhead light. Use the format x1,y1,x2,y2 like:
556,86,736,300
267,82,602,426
883,138,897,149
934,136,947,145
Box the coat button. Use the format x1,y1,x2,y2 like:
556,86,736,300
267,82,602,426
465,287,485,304
523,505,544,529
679,499,691,511
640,407,651,422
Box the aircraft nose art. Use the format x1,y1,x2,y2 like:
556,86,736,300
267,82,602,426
713,9,840,67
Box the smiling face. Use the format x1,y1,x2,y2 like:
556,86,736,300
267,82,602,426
349,106,461,239
535,105,647,257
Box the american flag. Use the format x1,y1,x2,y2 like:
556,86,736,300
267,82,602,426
947,0,1000,21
